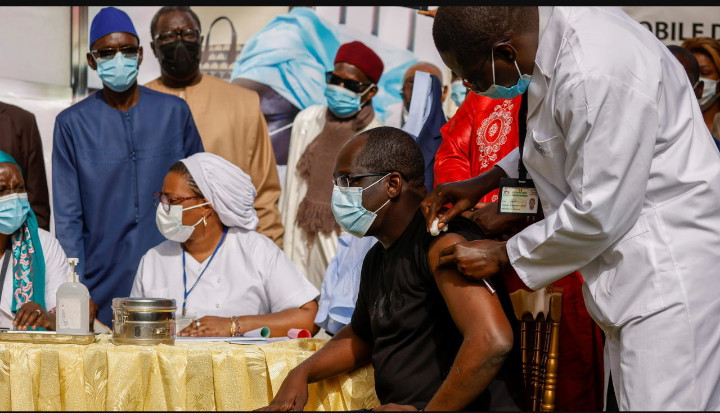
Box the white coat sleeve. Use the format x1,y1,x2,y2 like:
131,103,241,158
257,235,320,314
506,76,657,289
494,147,520,179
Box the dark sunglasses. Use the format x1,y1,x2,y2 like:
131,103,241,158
90,45,139,62
326,72,373,94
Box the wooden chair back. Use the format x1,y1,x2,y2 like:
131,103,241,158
509,286,563,411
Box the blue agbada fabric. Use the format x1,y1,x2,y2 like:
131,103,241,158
231,7,416,124
0,151,46,320
315,233,378,335
52,86,204,325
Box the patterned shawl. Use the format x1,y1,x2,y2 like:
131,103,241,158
0,151,46,313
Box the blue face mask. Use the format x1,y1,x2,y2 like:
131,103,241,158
330,173,391,237
475,48,532,100
325,83,374,118
96,52,139,92
450,80,468,107
0,193,29,235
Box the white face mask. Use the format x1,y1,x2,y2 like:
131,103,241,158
699,77,718,109
155,202,210,243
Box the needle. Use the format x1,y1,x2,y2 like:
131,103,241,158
483,279,495,294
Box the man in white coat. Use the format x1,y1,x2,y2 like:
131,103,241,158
422,6,720,411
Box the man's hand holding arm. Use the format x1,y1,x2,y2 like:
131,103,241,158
437,237,510,282
256,324,372,411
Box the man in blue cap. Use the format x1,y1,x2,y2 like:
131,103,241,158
52,6,204,326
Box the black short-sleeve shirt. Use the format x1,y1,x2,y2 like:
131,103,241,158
351,208,524,410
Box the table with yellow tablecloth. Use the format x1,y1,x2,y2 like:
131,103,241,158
0,334,380,411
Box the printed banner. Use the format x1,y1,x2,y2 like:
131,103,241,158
621,6,720,44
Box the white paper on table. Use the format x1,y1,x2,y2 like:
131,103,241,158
243,326,270,338
229,336,290,345
0,330,56,334
174,336,236,342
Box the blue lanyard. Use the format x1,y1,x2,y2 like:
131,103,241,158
182,227,228,317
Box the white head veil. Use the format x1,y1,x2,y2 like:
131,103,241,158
181,152,258,231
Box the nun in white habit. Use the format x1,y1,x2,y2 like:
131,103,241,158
131,152,319,337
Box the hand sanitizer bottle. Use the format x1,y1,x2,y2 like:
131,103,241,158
56,258,90,335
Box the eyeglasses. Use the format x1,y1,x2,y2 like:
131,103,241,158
326,72,372,94
0,186,26,197
90,46,139,63
153,29,200,44
330,171,413,188
461,36,511,94
153,192,204,213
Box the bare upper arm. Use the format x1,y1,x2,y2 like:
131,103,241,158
428,233,513,346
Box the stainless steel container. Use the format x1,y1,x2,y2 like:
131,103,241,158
111,297,176,345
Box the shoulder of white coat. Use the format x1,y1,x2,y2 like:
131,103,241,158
141,239,181,262
227,227,279,252
228,228,293,268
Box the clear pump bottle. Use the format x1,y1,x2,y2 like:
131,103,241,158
56,258,90,335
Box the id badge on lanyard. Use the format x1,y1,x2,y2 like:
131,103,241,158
497,92,541,217
497,177,539,215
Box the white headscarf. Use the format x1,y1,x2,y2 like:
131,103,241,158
181,152,259,231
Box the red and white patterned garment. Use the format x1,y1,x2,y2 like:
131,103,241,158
434,92,521,203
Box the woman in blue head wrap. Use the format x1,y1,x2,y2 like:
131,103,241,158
0,151,96,331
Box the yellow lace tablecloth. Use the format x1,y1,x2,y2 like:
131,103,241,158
0,334,380,411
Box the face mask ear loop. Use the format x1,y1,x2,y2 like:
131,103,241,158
362,172,392,192
360,172,392,214
182,201,211,212
190,215,206,228
360,83,375,97
359,83,376,108
372,198,391,214
514,60,523,77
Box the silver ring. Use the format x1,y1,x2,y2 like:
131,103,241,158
195,320,201,328
34,309,42,316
